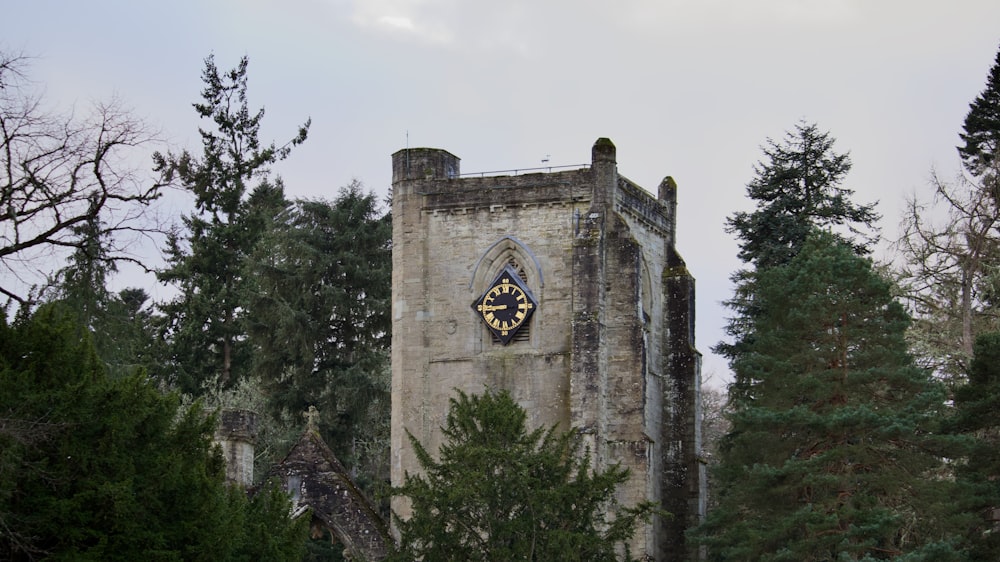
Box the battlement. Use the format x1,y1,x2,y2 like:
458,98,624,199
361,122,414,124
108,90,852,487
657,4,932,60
391,147,460,183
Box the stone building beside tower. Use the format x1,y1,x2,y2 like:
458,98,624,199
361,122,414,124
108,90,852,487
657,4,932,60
390,138,704,560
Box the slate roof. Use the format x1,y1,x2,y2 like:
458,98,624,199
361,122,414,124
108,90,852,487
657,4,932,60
267,425,391,561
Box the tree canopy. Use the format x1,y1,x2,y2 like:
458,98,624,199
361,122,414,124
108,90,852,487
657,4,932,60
0,304,308,561
958,43,1000,177
155,55,309,392
949,332,1000,560
726,121,879,270
718,123,881,401
148,56,392,514
694,232,962,560
894,42,1000,383
893,170,1000,382
390,389,655,562
245,181,392,483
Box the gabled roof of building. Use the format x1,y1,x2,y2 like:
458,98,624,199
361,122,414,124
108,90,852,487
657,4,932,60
267,417,391,561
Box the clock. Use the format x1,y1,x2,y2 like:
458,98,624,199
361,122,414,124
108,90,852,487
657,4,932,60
472,266,537,345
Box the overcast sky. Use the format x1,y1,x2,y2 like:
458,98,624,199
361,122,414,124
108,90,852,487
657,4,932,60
6,1,1000,386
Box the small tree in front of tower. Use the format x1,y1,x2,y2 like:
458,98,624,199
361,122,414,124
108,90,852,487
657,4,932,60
389,390,656,562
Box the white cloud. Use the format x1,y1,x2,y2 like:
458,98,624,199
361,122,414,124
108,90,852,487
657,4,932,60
345,0,536,55
376,15,416,32
349,0,455,45
614,0,858,35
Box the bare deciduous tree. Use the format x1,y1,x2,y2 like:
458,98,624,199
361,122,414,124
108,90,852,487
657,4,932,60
894,166,1000,382
0,52,162,305
699,383,729,509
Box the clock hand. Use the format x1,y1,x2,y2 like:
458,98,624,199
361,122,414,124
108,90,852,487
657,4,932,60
479,304,509,312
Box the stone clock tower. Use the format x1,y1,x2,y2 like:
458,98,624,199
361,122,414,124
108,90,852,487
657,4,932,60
390,138,703,560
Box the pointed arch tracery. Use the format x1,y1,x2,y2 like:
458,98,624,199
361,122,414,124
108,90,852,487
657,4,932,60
470,236,543,345
469,236,543,291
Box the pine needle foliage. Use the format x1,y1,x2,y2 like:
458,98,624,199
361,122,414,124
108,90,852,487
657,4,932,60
718,123,880,403
154,55,309,393
693,232,963,561
959,43,1000,177
245,182,391,453
726,122,879,271
949,332,1000,560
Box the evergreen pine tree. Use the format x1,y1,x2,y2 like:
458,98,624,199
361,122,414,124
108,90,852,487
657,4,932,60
726,122,879,270
718,123,880,403
244,181,391,484
693,232,963,561
49,205,158,378
958,43,1000,177
54,194,114,327
950,332,1000,560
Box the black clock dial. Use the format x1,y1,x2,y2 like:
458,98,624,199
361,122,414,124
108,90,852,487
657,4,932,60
473,266,537,345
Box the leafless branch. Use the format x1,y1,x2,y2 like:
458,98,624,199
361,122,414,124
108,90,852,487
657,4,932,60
892,161,1000,381
0,51,167,305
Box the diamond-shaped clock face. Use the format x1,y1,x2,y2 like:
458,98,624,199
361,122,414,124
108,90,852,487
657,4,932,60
472,266,537,345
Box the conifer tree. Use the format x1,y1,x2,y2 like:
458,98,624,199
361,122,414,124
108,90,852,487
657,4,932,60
0,304,308,560
48,208,159,378
950,332,1000,560
959,43,1000,177
719,123,880,402
390,390,655,562
726,122,879,270
154,55,308,393
244,181,392,483
694,232,962,561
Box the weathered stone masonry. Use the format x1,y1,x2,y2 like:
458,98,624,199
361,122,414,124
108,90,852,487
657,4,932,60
390,138,703,561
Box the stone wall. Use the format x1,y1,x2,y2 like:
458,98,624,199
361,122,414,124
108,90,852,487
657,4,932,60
391,159,592,469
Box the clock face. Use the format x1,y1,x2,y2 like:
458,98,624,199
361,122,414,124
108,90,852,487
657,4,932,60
472,266,537,345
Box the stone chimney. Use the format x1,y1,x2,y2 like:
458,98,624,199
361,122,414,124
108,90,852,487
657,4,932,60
213,409,260,487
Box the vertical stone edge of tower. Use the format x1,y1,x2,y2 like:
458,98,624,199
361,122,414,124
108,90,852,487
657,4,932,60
658,175,705,558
